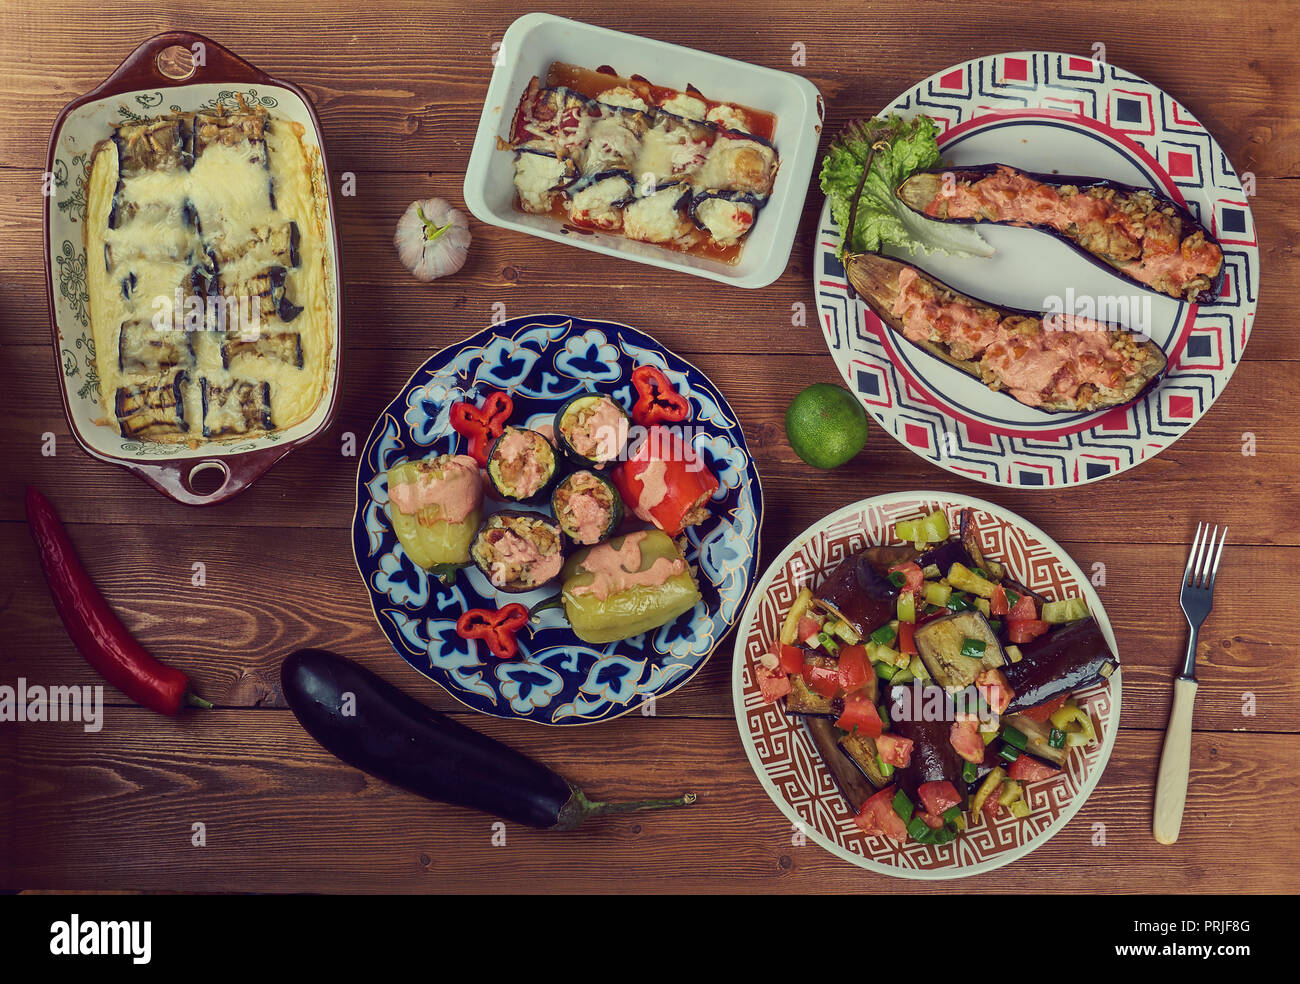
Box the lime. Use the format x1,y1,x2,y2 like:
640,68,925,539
785,383,869,469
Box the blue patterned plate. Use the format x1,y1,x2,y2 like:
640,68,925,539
352,314,763,725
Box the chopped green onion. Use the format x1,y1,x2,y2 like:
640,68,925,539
1001,726,1027,750
875,662,898,681
987,619,1002,633
877,703,890,730
962,760,978,783
942,805,962,825
817,631,840,656
887,571,907,588
893,789,914,822
876,756,895,779
906,816,933,841
1005,589,1021,605
870,624,897,646
974,567,989,579
998,744,1021,763
1048,728,1067,749
946,592,974,612
960,637,987,660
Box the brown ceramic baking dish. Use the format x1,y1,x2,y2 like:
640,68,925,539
44,31,342,505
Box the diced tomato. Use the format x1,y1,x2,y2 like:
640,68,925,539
1007,619,1051,644
1009,593,1038,622
837,645,870,692
835,695,883,737
778,644,806,677
806,664,841,699
798,616,823,642
875,733,914,768
917,810,944,830
1008,755,1061,783
1019,694,1068,723
888,561,925,594
896,620,917,656
949,717,987,764
756,666,791,703
918,780,962,817
982,795,1003,821
853,786,909,844
976,667,1014,716
990,585,1010,616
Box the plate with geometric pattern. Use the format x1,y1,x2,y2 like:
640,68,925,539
353,313,763,725
732,492,1119,878
814,52,1257,488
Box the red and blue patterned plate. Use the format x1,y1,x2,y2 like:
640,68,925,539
815,52,1258,488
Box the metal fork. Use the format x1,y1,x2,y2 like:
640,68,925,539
1153,523,1227,845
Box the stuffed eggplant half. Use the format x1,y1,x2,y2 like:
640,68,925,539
845,253,1167,413
755,507,1117,846
896,165,1224,303
470,510,565,593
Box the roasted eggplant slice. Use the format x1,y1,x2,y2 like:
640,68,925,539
513,148,578,214
838,728,892,790
896,165,1224,303
117,319,193,374
784,653,841,717
813,551,898,638
888,685,968,809
806,718,877,809
845,253,1167,414
1003,616,1118,713
914,611,1004,692
114,372,190,441
220,331,304,370
688,189,766,245
199,377,273,438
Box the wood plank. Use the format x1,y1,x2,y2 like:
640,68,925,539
2,2,1297,175
2,519,1291,732
1,712,1294,893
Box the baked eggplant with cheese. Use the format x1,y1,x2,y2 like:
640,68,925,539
896,165,1224,303
84,98,332,445
845,253,1167,414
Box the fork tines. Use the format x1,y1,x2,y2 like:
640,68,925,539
1183,522,1227,592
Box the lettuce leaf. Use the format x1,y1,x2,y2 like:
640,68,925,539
819,114,993,260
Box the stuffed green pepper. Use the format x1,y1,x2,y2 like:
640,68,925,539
561,530,701,644
386,454,484,571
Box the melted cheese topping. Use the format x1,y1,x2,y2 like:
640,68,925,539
85,111,332,444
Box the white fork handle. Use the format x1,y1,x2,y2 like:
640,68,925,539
1154,677,1198,844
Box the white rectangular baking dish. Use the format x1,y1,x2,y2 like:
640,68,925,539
463,13,823,289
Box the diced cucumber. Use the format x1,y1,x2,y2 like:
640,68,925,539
924,581,952,607
1041,596,1090,624
897,592,916,623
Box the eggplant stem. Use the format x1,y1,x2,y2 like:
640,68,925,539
184,692,214,710
843,130,896,257
528,593,564,619
576,787,698,818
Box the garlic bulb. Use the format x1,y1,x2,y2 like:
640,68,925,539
394,197,471,281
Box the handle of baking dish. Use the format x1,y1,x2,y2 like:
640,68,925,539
88,31,277,98
121,446,290,507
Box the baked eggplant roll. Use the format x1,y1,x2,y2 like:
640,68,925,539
896,165,1224,303
845,253,1167,413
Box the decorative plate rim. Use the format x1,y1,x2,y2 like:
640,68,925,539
731,490,1121,879
813,50,1258,490
351,312,765,726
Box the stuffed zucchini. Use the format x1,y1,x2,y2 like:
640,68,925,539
551,470,623,546
486,426,559,503
470,510,564,594
386,454,484,573
561,530,701,644
554,393,630,469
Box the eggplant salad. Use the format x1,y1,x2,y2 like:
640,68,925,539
385,375,720,654
755,507,1117,846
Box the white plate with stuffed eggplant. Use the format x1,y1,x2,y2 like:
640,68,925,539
813,52,1257,489
733,492,1120,878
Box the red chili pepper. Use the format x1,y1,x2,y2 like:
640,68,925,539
450,390,514,467
455,603,531,660
629,365,690,427
25,486,212,716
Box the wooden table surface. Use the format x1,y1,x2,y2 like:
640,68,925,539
2,0,1297,894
